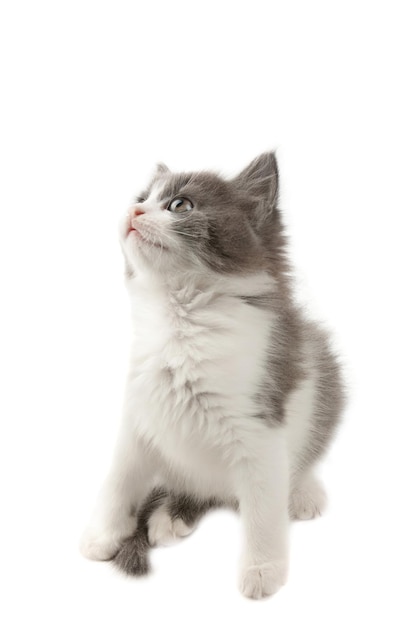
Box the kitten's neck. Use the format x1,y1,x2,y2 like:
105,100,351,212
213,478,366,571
126,268,276,305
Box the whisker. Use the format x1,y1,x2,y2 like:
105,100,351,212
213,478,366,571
175,216,194,225
172,230,200,239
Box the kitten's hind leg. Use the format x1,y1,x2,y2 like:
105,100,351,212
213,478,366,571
148,493,219,547
289,468,327,521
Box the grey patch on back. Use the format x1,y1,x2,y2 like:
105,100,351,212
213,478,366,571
258,306,305,425
300,323,346,470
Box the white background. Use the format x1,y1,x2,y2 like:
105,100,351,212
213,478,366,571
1,1,402,624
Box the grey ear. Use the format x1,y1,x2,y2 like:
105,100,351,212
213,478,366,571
154,162,170,176
233,152,279,210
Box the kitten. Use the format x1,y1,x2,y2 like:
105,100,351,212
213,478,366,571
80,153,344,599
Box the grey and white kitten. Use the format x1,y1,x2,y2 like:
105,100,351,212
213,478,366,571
80,153,344,599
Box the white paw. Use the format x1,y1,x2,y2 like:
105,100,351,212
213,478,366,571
80,518,137,561
80,529,120,561
148,507,193,547
289,475,327,520
240,561,288,599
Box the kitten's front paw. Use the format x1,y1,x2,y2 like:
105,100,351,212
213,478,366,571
80,531,119,561
80,518,137,561
240,561,288,600
147,507,193,547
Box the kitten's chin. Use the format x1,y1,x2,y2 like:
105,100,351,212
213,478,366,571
121,228,199,278
125,229,169,255
123,238,172,276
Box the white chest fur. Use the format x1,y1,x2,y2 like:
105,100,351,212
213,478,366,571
123,273,275,495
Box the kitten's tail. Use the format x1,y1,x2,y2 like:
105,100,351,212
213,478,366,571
113,487,167,576
113,489,226,575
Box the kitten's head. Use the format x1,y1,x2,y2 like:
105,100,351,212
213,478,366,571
120,152,285,280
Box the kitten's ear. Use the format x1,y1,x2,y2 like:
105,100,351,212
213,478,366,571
233,152,279,210
154,162,170,176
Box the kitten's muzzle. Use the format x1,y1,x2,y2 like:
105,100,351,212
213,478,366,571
126,207,145,236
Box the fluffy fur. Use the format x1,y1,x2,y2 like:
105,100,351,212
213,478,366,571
80,153,344,599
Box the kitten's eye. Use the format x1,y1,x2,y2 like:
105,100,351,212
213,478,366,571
167,197,193,213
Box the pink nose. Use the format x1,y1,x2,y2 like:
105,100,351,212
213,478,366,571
133,207,145,217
